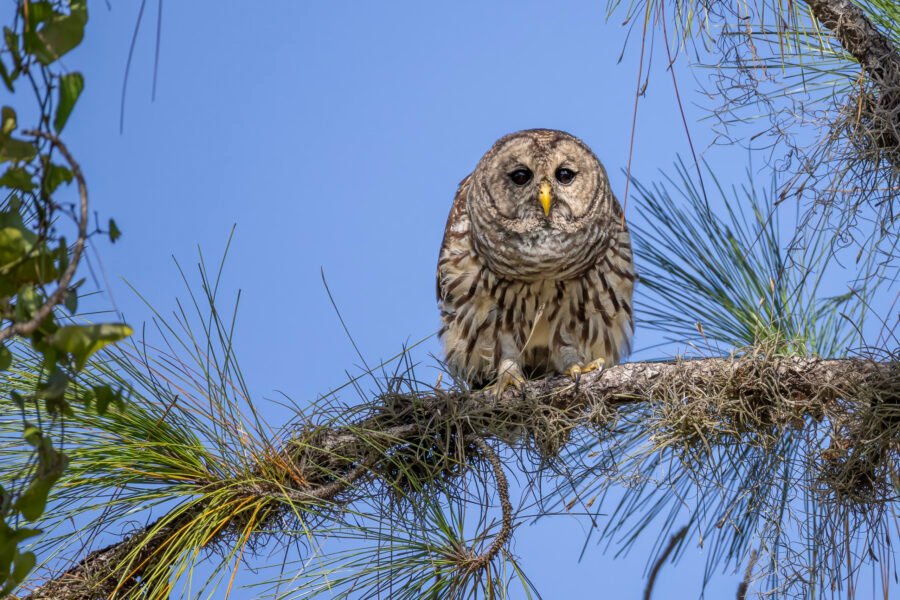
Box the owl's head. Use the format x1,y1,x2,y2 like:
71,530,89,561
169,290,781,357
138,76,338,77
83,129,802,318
466,129,620,280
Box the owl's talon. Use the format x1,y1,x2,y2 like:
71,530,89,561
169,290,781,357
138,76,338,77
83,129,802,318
489,365,525,399
565,364,583,382
496,372,525,397
565,358,606,382
583,357,606,374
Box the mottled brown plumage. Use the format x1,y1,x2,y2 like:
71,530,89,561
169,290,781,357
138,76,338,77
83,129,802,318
437,129,634,389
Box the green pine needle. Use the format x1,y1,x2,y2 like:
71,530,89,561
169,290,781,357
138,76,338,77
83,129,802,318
631,156,866,357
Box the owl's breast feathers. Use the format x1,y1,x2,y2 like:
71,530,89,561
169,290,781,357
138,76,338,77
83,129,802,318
437,175,635,386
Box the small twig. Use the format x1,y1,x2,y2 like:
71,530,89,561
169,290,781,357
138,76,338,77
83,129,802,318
0,131,88,343
644,525,689,600
284,464,371,503
736,549,759,600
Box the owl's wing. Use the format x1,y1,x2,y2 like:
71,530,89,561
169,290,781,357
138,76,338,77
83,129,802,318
436,173,473,301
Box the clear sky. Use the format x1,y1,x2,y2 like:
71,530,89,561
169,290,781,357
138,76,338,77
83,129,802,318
52,1,887,598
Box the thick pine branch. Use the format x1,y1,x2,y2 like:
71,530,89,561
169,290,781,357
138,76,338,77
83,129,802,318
20,511,197,600
804,0,900,82
804,0,900,167
19,356,896,599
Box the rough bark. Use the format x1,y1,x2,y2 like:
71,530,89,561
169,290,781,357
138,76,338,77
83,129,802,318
804,0,900,82
20,511,198,600
805,0,900,166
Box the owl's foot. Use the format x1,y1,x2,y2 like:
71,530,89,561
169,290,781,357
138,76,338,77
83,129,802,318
489,360,526,399
565,357,606,382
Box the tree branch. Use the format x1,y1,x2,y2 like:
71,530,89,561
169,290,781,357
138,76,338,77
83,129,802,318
804,0,900,167
19,355,897,599
0,131,89,343
19,510,197,600
644,525,689,600
804,0,900,83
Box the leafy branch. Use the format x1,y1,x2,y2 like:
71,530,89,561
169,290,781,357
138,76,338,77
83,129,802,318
0,130,86,343
0,1,131,593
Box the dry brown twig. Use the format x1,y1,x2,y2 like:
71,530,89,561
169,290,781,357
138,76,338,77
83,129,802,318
736,549,759,600
644,525,689,600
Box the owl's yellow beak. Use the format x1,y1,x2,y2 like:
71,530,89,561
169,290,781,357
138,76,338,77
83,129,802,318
539,181,552,216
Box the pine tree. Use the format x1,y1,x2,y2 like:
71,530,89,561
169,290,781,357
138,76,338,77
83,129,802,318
2,1,898,598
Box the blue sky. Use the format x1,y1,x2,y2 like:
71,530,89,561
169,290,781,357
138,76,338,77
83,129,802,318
46,0,890,598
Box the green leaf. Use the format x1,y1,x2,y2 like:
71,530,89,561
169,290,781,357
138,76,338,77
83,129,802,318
0,166,34,191
93,384,115,415
0,61,14,93
1,106,15,135
22,425,41,448
0,344,10,371
0,526,39,594
0,137,37,163
13,248,60,286
56,238,70,274
64,287,77,314
37,369,68,403
39,370,71,415
0,210,36,265
27,5,87,65
22,2,55,28
9,550,36,588
16,426,67,521
16,476,55,521
49,323,133,370
43,161,72,193
3,528,40,547
3,27,21,68
0,550,11,582
108,218,121,243
13,284,38,322
53,72,83,133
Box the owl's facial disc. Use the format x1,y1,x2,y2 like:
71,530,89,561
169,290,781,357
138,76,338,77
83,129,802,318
467,129,614,280
481,135,600,228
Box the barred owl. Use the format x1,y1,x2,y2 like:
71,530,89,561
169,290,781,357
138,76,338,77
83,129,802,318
436,129,635,391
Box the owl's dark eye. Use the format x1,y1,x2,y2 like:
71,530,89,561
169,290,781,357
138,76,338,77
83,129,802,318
555,167,577,185
508,168,533,186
